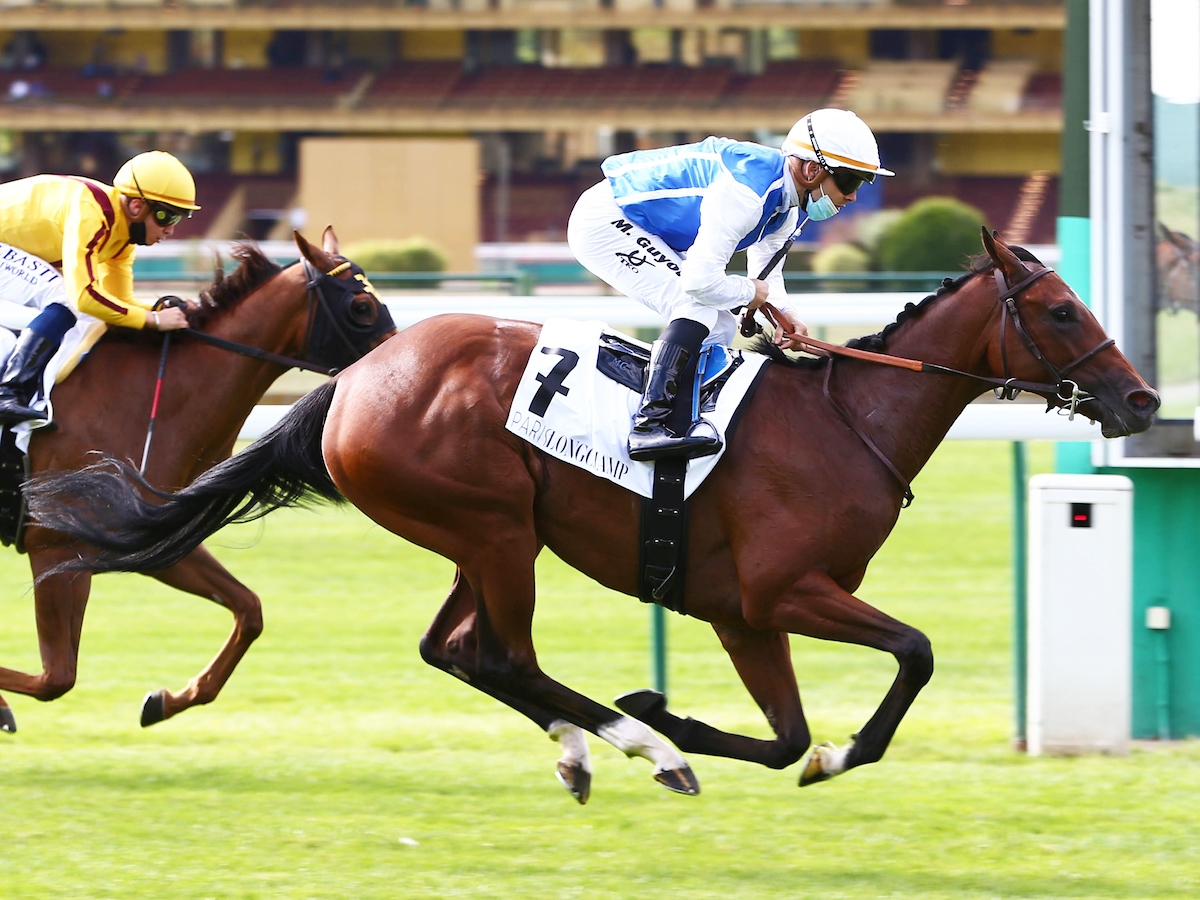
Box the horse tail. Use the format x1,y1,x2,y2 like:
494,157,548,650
26,380,342,575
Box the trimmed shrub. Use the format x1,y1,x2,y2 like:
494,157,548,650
811,242,871,274
341,237,448,274
855,209,905,268
877,197,988,272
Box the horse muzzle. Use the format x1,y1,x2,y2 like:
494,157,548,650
1087,385,1161,438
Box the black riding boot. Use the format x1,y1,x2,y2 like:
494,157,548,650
628,334,723,462
0,330,60,423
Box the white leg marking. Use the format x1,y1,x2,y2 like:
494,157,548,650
598,716,688,774
548,720,592,774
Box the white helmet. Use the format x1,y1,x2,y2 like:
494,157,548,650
782,109,894,178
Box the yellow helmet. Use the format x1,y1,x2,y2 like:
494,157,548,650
113,151,201,211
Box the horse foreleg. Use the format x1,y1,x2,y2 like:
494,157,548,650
420,567,594,803
748,570,933,786
615,623,811,770
139,544,262,727
0,550,92,732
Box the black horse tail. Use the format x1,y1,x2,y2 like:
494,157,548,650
25,380,343,576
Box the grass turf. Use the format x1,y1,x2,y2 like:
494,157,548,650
1,440,1197,899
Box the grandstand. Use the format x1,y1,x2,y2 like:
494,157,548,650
0,1,1066,249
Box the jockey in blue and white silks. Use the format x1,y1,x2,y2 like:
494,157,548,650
568,108,894,461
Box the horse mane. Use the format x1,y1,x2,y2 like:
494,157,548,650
186,243,285,330
755,245,1045,366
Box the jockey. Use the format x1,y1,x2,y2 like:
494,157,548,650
567,108,893,461
0,150,200,424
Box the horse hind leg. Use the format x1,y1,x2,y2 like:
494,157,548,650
420,568,593,804
139,545,263,727
423,560,699,799
0,551,93,731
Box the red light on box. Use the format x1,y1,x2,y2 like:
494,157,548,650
1070,502,1092,528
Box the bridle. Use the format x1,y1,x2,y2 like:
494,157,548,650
990,266,1114,414
178,257,376,376
744,262,1116,507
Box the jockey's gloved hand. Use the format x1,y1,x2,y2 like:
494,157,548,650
154,295,187,312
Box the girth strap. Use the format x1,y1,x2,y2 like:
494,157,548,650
639,457,689,614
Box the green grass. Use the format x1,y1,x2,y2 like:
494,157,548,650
1,441,1197,899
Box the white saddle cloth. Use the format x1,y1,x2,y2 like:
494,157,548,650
0,304,107,453
505,318,768,500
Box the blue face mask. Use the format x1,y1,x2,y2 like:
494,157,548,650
806,184,839,221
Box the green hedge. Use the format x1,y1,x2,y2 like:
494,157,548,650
877,197,988,272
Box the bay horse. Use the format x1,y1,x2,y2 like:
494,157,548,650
0,227,396,734
1155,221,1199,314
26,231,1158,803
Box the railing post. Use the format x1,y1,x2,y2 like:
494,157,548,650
1012,440,1028,750
651,604,667,697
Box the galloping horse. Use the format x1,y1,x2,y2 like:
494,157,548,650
27,231,1158,802
0,228,395,733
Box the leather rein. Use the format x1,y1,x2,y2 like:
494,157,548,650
743,264,1115,508
176,259,357,376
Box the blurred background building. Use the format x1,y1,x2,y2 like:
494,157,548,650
0,0,1066,267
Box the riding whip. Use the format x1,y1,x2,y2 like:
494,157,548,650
139,296,184,476
740,216,809,338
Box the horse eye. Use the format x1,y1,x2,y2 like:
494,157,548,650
1051,306,1073,323
350,297,377,326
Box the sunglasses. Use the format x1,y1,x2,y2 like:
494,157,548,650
827,167,875,196
148,202,187,228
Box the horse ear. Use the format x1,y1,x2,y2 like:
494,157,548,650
981,227,1024,276
294,229,338,272
322,226,339,255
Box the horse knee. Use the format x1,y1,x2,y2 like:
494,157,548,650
36,670,76,701
897,630,934,687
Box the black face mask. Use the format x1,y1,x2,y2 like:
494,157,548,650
128,221,148,246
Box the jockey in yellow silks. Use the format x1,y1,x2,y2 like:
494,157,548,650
0,150,200,423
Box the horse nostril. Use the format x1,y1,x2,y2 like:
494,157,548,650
1126,388,1161,415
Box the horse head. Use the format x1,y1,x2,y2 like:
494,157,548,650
981,228,1159,438
1155,222,1200,314
293,226,397,372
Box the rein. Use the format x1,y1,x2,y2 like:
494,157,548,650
136,257,366,472
178,329,335,375
744,264,1115,507
175,259,354,377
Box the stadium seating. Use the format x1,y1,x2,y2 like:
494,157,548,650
722,59,840,109
844,60,959,115
1022,72,1063,112
126,67,363,108
968,58,1037,115
2,67,140,105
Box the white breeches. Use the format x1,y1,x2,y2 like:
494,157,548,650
0,241,107,371
567,182,737,347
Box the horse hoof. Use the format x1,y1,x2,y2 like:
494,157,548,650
140,690,166,728
654,765,700,796
614,689,667,721
798,740,845,787
0,706,16,734
556,761,591,805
